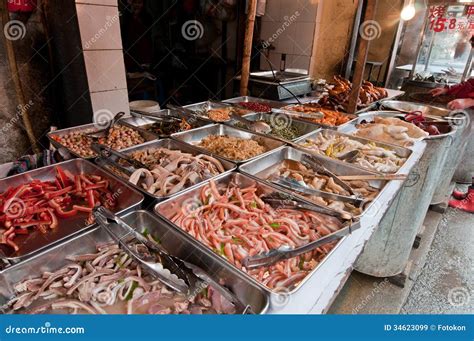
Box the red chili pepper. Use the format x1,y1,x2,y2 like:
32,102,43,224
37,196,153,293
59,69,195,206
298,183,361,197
86,190,95,208
14,220,52,228
72,205,93,213
46,209,58,229
44,186,74,200
13,228,29,235
56,167,73,188
75,175,82,193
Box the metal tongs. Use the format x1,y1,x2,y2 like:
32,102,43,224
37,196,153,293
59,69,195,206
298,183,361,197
93,206,190,293
301,154,357,196
92,143,148,176
93,207,253,313
242,194,357,269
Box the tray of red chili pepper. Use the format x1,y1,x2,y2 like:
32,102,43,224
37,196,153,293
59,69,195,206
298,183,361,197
0,159,144,264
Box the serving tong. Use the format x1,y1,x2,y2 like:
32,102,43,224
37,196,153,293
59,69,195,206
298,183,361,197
93,207,252,314
92,143,148,177
242,193,357,269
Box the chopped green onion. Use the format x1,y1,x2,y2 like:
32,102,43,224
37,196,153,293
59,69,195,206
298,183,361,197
269,222,280,229
125,281,138,301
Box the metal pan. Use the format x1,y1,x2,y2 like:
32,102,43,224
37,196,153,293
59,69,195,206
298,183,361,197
273,105,356,130
183,101,251,123
294,129,414,175
0,210,269,314
0,159,144,266
239,146,386,218
171,124,286,164
380,100,450,117
154,171,358,296
95,138,236,202
225,112,320,142
222,96,286,112
47,123,157,159
338,110,453,142
119,115,210,139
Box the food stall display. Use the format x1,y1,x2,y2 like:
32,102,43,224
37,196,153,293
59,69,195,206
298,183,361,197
1,83,461,315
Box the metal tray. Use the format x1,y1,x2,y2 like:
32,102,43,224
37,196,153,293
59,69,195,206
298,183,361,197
0,210,269,314
225,112,321,142
239,146,386,217
294,129,414,174
272,105,356,130
183,101,252,123
380,100,450,117
171,124,286,164
95,138,236,202
119,115,210,139
222,96,286,112
47,123,157,159
154,171,357,296
0,159,144,265
338,111,453,142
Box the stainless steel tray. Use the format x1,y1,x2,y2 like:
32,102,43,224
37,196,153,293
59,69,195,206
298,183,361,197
47,123,157,159
154,171,357,296
380,100,450,117
222,96,286,111
239,146,386,217
0,210,269,314
0,159,144,265
183,101,251,122
121,114,211,139
225,112,320,142
95,138,236,202
338,110,453,141
272,105,356,130
294,129,414,174
171,124,286,164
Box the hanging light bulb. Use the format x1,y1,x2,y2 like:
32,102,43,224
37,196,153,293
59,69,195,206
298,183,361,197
401,0,416,21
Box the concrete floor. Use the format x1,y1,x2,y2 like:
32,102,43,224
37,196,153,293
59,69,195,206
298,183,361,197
329,187,474,314
402,206,473,314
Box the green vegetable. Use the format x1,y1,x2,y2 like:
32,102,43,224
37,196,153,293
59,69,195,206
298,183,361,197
299,257,305,270
269,222,280,229
232,237,243,244
250,201,257,208
125,281,138,301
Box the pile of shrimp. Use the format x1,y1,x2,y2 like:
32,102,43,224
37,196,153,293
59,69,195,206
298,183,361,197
170,180,343,290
